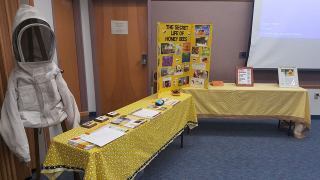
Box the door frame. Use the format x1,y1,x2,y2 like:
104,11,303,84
51,0,89,119
88,0,151,116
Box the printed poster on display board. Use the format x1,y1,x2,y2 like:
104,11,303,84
157,22,213,97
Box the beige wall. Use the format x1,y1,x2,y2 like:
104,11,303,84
151,1,320,85
151,1,253,82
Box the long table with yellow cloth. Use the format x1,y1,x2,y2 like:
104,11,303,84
182,83,311,138
41,92,198,180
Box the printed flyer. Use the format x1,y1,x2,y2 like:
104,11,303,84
157,22,213,96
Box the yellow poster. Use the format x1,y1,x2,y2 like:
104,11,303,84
157,22,213,97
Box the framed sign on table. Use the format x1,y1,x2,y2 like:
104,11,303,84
278,67,299,88
236,67,254,86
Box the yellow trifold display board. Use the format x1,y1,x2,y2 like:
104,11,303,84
157,22,213,97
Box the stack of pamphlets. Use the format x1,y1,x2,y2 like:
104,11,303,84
81,125,128,147
110,115,146,128
68,134,95,150
162,98,180,106
129,108,162,120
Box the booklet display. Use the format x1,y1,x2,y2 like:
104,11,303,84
106,112,120,117
81,121,97,128
148,105,167,111
68,134,95,150
162,98,180,106
94,116,109,123
110,115,146,128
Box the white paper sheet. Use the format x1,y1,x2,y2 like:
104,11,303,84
82,126,126,147
130,109,162,119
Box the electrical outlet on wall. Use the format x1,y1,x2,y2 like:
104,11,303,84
315,93,320,99
239,52,247,59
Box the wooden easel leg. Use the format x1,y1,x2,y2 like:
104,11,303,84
45,127,51,149
34,128,41,180
61,119,70,132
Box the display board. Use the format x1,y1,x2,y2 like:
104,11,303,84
157,22,213,96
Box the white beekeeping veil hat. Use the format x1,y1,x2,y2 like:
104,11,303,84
12,4,56,63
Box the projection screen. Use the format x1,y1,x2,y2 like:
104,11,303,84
247,0,320,69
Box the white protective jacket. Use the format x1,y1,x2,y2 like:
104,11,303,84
0,5,80,162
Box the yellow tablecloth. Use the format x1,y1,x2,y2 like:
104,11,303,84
41,92,198,180
182,83,311,138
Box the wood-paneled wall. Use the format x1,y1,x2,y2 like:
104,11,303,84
0,0,35,179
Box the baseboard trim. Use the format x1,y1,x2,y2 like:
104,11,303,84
311,115,320,120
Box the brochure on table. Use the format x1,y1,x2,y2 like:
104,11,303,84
157,22,213,97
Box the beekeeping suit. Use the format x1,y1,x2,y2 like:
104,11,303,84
0,5,80,162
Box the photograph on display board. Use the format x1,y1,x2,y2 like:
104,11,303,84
196,37,208,46
161,67,174,77
192,58,197,62
192,63,206,70
191,78,204,88
178,76,189,86
195,25,210,36
182,42,191,52
182,52,190,63
200,56,209,63
162,56,173,67
173,78,178,86
176,59,180,63
193,70,209,79
191,47,199,57
163,77,172,88
174,65,184,75
201,47,210,56
176,44,182,56
161,43,175,54
184,65,190,72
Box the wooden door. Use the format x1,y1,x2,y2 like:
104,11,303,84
53,0,82,111
93,0,148,114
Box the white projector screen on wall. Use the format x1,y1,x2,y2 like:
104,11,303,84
247,0,320,69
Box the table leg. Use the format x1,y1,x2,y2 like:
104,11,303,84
74,172,81,180
288,121,292,136
187,126,190,134
180,131,184,149
278,120,281,129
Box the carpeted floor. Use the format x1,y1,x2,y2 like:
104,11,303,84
33,118,320,180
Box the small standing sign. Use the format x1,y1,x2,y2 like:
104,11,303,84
236,67,254,86
278,67,299,88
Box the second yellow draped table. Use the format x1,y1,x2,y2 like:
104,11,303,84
182,83,311,138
